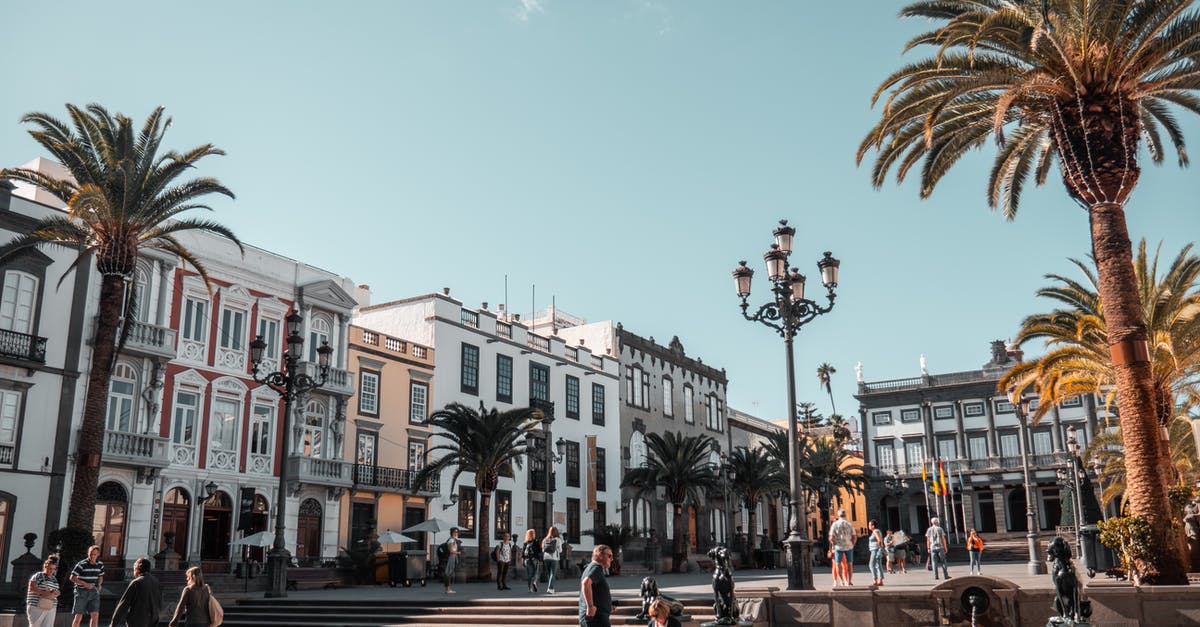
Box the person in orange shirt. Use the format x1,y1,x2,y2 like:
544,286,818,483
966,529,985,575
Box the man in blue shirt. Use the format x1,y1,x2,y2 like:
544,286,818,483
70,545,104,627
579,544,614,627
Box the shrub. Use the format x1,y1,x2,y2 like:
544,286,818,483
1098,516,1158,583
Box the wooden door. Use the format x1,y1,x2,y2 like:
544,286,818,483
296,498,323,562
161,488,191,557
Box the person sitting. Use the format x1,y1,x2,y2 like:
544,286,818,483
646,598,681,627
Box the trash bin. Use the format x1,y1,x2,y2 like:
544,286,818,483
404,550,427,587
1079,525,1113,577
385,551,405,586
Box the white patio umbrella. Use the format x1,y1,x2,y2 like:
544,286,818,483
376,530,417,546
402,517,456,551
231,531,275,547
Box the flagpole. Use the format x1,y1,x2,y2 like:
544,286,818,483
939,459,951,540
956,459,969,542
921,460,931,532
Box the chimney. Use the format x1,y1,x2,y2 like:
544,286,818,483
481,302,488,311
354,284,372,307
442,287,450,296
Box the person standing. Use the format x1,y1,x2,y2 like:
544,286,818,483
966,529,985,575
926,517,950,580
579,544,614,627
827,509,856,586
167,567,212,627
443,527,461,594
867,520,885,586
27,558,60,627
111,558,161,627
522,529,543,593
883,529,896,574
70,545,104,627
542,526,563,594
495,533,514,590
892,529,908,574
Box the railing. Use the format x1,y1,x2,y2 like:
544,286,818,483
861,377,924,393
0,328,47,363
413,345,427,358
497,323,512,339
121,321,177,359
886,452,1072,478
566,347,579,362
352,464,440,494
528,334,550,352
361,331,377,346
385,337,406,352
861,369,989,393
0,443,13,464
297,361,355,397
288,455,353,488
461,310,479,328
591,355,604,369
102,431,170,468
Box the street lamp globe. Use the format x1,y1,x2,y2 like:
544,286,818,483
787,269,806,302
249,335,267,367
317,341,333,370
773,219,796,254
733,262,754,298
818,252,840,287
764,245,788,282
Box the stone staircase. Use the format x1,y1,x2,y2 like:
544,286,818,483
221,597,717,627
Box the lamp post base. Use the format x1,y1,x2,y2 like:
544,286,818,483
784,535,814,590
1027,532,1047,575
266,547,292,598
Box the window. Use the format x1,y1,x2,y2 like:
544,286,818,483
0,270,37,334
706,395,723,430
457,486,476,538
308,315,331,362
182,297,207,342
0,390,20,444
172,391,199,445
530,362,550,402
1032,430,1052,455
872,411,892,425
591,383,605,425
105,364,138,433
1060,396,1083,408
594,502,607,531
994,399,1015,414
904,440,925,467
683,385,694,423
900,408,921,422
461,343,479,395
1000,432,1020,458
937,437,957,460
496,354,513,403
566,440,580,487
595,447,607,491
250,404,273,455
934,405,954,420
219,308,246,350
875,443,895,471
302,398,325,458
968,434,988,460
359,370,380,416
963,403,985,417
209,398,240,470
408,440,425,471
257,318,280,359
625,366,646,408
356,432,376,466
662,377,674,417
565,375,580,419
494,490,512,539
410,381,428,424
566,497,580,543
716,399,725,432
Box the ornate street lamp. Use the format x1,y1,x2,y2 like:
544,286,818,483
732,219,840,591
1010,390,1047,575
249,309,333,598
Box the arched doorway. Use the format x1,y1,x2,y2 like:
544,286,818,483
93,482,127,580
245,495,269,562
296,498,322,564
161,488,191,558
200,491,232,566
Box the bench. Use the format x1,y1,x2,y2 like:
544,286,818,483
286,568,343,591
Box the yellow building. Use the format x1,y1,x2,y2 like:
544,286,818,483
338,325,437,555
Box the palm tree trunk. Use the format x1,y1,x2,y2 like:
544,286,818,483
1089,202,1187,584
672,503,684,573
66,272,125,532
747,501,758,552
477,490,493,582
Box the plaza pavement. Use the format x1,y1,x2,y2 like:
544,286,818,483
254,559,1072,604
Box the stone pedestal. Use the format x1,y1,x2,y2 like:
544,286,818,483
830,586,875,626
784,536,813,590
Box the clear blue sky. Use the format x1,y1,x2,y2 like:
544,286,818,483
3,1,1198,422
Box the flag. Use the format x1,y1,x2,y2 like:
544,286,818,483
939,459,948,493
921,464,928,482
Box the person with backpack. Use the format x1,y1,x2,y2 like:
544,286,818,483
966,528,985,575
522,528,543,593
442,527,461,594
494,533,514,590
541,526,563,594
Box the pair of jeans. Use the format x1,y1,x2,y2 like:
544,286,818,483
525,558,541,590
868,548,885,581
931,549,949,578
968,549,982,573
543,558,559,590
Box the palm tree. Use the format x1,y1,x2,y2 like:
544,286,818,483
800,438,866,538
860,1,1200,583
726,447,788,551
414,402,542,581
1085,414,1200,511
817,363,838,415
1000,241,1200,489
0,104,238,532
620,432,718,572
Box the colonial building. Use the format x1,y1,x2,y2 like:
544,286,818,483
855,341,1104,540
353,293,621,565
339,323,437,554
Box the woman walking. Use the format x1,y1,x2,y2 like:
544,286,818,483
168,567,213,627
867,520,885,586
966,529,985,575
27,558,60,627
522,528,543,593
541,526,563,594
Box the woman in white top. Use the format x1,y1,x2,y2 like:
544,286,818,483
541,526,563,594
27,558,60,627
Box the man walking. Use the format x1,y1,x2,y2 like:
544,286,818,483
70,546,104,627
110,558,161,627
828,509,856,587
926,517,950,580
443,527,461,594
579,544,614,627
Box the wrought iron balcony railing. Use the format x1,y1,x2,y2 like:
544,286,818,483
352,464,440,495
0,328,46,363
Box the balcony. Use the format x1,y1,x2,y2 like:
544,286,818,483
884,452,1072,479
288,455,353,489
120,321,177,360
0,443,13,465
0,328,46,363
101,431,170,469
298,361,355,398
352,464,439,496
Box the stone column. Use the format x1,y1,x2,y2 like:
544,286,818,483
1084,394,1100,441
1051,405,1064,452
953,401,966,461
984,397,999,458
992,486,1009,532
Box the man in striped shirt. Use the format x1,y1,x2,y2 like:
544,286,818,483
70,545,104,627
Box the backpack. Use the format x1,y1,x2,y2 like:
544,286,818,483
523,541,542,561
492,544,501,563
543,537,559,555
436,541,450,562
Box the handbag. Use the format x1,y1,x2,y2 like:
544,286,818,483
205,585,224,626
